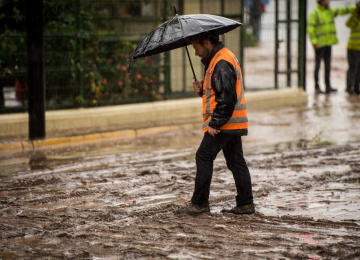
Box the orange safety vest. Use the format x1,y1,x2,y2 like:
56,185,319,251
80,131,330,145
202,47,248,133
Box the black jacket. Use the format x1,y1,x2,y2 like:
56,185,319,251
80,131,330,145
201,42,248,136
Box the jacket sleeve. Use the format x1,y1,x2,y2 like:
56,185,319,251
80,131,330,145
331,5,356,17
346,11,359,29
208,60,238,130
307,11,318,45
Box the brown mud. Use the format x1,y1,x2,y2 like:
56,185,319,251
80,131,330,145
1,91,360,259
0,134,360,259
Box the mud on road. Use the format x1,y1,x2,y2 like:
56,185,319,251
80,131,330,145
0,132,360,260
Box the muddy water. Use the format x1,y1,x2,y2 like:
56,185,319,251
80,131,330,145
0,92,360,259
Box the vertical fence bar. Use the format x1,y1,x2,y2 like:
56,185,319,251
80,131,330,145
274,0,279,89
298,0,302,89
240,0,245,89
298,0,306,90
286,0,291,87
77,0,83,98
163,0,171,98
303,0,307,90
26,0,45,139
221,0,225,45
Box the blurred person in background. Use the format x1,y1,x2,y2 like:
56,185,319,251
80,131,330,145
346,1,360,95
248,0,265,43
307,0,356,94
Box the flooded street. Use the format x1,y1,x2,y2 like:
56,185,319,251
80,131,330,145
1,91,360,259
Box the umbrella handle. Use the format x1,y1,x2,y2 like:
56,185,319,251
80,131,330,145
184,44,197,82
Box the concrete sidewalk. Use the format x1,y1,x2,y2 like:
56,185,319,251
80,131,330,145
0,88,307,154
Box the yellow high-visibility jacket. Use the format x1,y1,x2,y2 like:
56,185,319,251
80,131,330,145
307,4,356,48
346,11,360,51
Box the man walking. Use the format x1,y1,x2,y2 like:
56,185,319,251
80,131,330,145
177,31,254,215
307,0,355,94
346,2,360,95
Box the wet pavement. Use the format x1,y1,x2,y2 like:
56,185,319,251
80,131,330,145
0,90,360,259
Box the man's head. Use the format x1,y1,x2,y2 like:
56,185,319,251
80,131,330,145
189,31,220,59
318,0,329,9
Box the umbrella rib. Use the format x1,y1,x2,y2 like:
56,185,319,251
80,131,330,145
190,16,207,31
182,17,201,36
178,16,186,40
141,31,155,55
162,15,178,50
203,14,228,30
171,16,177,42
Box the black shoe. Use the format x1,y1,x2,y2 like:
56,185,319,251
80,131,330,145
326,87,337,93
176,202,210,215
315,88,325,94
221,203,255,215
346,89,355,95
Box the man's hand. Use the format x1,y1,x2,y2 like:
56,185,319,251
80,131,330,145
208,127,220,137
193,81,202,94
313,43,319,50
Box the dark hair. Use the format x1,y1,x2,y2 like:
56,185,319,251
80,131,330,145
188,30,220,46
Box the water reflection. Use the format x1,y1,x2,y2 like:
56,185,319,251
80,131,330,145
29,151,47,170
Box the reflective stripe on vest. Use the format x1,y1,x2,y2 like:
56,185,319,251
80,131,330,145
312,9,338,47
347,12,360,51
205,53,222,116
201,47,248,133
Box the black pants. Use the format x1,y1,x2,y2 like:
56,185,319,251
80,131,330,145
191,132,253,206
347,49,360,93
315,46,332,90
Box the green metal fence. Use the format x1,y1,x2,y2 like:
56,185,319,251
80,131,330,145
0,0,173,114
0,0,306,114
241,0,306,91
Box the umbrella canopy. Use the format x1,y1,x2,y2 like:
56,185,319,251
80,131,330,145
129,14,242,60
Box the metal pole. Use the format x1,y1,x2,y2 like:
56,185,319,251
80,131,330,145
240,0,245,89
298,0,306,90
275,0,279,89
26,0,45,139
303,0,307,91
297,0,301,88
163,0,171,98
78,0,83,98
221,0,225,45
286,0,291,87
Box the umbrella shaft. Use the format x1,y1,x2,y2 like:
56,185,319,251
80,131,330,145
184,45,197,82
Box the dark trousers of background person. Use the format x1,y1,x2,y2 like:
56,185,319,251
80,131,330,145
315,46,332,91
347,50,360,94
191,132,253,207
250,17,260,42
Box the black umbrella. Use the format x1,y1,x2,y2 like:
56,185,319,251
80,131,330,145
128,8,242,81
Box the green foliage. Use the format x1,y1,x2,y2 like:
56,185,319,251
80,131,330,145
0,0,163,110
244,29,257,47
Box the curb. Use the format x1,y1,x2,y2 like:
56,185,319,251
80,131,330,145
0,124,198,155
0,88,307,154
0,88,307,140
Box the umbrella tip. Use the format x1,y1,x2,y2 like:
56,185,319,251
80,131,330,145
173,5,178,15
128,59,133,74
